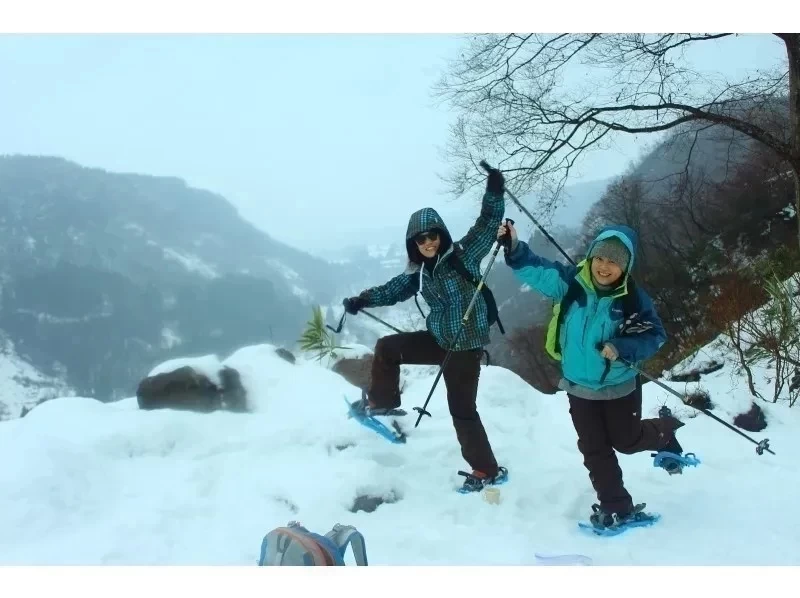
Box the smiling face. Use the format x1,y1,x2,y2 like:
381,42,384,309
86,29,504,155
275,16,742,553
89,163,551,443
414,230,441,259
591,256,624,287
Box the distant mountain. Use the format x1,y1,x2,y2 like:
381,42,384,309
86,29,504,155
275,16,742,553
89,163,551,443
0,155,359,408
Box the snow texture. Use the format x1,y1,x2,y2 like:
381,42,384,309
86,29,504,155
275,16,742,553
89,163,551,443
1,332,798,565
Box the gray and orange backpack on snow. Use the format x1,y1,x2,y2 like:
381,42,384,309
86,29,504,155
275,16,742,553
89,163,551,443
258,521,368,566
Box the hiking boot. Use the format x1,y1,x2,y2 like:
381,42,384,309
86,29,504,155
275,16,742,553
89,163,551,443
349,390,402,417
348,392,372,416
658,406,686,436
589,504,616,528
652,422,701,475
589,503,653,530
663,434,683,456
458,466,509,493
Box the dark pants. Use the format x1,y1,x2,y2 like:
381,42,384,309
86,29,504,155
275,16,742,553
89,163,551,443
568,382,680,515
368,331,499,476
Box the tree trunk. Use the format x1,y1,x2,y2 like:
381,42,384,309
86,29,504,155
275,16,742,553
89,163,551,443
727,322,763,400
782,34,800,248
795,167,800,250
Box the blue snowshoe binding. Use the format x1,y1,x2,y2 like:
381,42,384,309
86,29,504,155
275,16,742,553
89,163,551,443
348,391,407,417
653,405,700,474
457,466,509,494
579,503,660,537
652,450,701,474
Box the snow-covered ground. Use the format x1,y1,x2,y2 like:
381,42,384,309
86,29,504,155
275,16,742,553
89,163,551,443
1,325,798,567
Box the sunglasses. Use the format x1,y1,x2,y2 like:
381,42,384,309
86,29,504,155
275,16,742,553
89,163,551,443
414,231,439,245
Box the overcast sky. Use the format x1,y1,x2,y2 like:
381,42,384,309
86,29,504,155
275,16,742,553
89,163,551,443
0,34,787,253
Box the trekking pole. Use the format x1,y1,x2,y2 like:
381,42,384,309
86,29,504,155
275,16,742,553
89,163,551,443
479,160,576,266
412,219,514,428
359,310,405,334
326,309,405,335
618,356,775,456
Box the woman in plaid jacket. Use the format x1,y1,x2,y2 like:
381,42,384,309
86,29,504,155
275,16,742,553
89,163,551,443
343,167,508,492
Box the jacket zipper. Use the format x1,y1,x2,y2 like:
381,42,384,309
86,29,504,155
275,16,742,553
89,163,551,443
582,294,596,345
423,262,444,303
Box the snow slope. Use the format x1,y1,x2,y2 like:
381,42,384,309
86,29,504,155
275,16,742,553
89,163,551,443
1,337,798,566
0,335,74,421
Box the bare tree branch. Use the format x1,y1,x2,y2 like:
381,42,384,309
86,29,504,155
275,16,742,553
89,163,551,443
436,33,797,231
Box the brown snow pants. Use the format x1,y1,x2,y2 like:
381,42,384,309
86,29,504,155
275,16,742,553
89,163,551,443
568,382,681,515
368,330,499,477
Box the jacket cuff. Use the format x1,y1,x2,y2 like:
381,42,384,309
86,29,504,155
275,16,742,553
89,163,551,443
504,240,527,266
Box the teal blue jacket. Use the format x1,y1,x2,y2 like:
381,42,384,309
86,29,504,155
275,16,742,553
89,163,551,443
505,225,666,390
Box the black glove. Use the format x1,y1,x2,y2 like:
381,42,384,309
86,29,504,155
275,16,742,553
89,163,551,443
497,218,516,252
343,296,367,315
486,168,505,195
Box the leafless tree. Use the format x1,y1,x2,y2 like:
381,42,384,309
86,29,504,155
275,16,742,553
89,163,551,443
436,33,800,247
571,133,796,370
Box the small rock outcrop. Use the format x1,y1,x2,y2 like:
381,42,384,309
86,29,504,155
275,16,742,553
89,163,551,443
136,365,247,413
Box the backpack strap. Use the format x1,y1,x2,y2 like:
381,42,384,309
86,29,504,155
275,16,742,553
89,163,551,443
450,244,480,286
600,278,643,383
551,279,585,359
616,278,652,335
325,524,369,566
414,293,428,320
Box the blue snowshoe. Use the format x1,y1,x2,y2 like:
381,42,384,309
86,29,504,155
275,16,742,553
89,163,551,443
457,466,509,494
653,405,700,474
345,393,407,444
578,503,660,537
652,451,700,474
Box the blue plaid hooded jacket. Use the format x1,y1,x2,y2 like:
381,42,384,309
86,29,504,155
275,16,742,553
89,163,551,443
358,190,505,351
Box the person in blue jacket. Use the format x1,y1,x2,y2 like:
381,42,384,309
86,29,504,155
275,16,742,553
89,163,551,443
499,220,687,529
